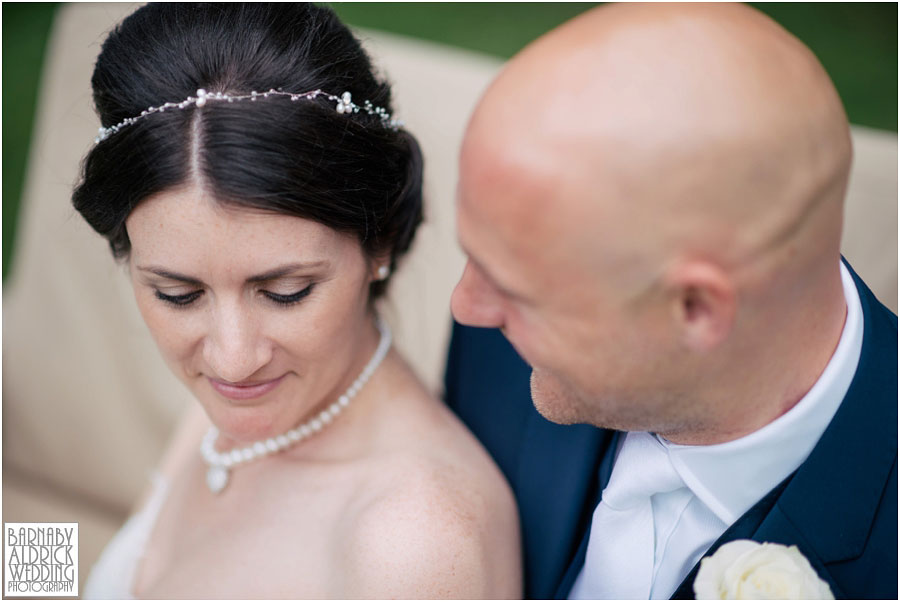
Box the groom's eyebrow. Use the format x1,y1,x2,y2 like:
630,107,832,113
467,254,521,300
458,229,525,300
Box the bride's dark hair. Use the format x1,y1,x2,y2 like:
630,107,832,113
73,3,422,298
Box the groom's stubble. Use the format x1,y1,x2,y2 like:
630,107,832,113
530,365,703,439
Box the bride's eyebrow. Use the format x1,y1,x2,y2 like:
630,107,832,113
135,261,329,285
136,266,202,285
246,261,329,283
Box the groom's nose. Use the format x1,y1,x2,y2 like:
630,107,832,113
451,260,506,329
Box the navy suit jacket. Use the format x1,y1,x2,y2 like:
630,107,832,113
444,263,897,599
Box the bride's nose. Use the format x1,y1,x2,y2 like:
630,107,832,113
202,301,273,383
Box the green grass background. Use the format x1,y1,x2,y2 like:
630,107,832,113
3,2,897,280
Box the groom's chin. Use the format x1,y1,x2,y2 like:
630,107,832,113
530,368,639,431
530,368,588,426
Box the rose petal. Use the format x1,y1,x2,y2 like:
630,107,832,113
693,540,834,600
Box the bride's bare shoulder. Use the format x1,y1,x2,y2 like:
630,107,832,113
339,447,522,598
335,357,522,598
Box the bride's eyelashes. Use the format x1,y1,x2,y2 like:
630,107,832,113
154,284,315,308
261,284,315,306
155,290,203,307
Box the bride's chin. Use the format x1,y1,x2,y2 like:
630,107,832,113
202,404,293,445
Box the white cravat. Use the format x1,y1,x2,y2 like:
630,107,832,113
569,432,687,599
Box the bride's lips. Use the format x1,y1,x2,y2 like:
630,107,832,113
208,374,286,401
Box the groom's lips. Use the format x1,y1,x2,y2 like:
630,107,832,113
208,374,286,401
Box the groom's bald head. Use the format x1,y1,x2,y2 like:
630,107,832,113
452,4,852,443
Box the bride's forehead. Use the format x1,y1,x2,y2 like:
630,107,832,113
127,188,346,249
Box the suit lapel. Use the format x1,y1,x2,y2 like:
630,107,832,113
552,430,621,599
669,475,794,599
773,265,896,564
515,410,611,599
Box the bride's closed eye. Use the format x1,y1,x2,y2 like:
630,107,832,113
262,284,315,306
155,290,203,306
154,284,316,308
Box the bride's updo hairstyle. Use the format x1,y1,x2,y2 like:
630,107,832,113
73,3,423,299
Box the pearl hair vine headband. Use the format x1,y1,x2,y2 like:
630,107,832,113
94,88,402,143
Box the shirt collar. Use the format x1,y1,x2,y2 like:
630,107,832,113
659,262,864,525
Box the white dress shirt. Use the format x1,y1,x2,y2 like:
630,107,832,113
570,263,864,600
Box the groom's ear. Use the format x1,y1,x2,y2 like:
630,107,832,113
664,260,737,352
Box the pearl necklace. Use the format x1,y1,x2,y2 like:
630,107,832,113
200,317,392,494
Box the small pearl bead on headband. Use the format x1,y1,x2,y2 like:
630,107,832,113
94,88,401,143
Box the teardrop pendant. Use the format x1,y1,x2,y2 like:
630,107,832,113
206,465,229,494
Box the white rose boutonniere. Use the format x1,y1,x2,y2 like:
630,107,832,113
693,540,835,600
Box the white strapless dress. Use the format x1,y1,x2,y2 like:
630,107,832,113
82,473,168,599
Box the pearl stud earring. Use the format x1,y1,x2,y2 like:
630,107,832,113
377,265,390,280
